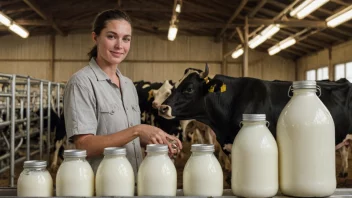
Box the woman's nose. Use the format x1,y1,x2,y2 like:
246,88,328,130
115,39,122,48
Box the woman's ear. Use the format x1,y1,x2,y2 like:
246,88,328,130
92,32,97,43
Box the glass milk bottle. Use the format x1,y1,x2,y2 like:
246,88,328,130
277,81,336,197
232,114,278,197
183,144,223,196
96,147,134,196
137,144,177,196
17,160,53,197
56,149,94,196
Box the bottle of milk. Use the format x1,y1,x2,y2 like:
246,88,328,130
232,114,278,197
183,144,223,196
137,144,177,196
56,149,94,196
96,147,134,196
17,160,53,197
277,80,336,197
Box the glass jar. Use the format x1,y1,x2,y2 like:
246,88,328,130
183,144,223,196
56,149,94,196
96,147,134,196
232,114,278,197
17,160,53,197
277,81,336,197
137,144,176,196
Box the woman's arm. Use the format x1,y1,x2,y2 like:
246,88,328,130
74,124,182,158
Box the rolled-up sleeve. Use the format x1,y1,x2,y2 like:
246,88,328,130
64,82,97,140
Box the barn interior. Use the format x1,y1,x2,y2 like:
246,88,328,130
0,0,352,195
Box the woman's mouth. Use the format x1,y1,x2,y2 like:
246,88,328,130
110,51,123,57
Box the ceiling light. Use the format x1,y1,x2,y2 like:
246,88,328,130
248,24,280,49
268,45,281,56
290,0,329,19
168,24,178,41
267,37,296,56
175,3,181,13
279,37,296,49
9,24,29,38
231,48,244,59
326,5,352,28
0,11,11,26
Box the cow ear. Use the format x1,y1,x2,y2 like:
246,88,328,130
206,79,226,93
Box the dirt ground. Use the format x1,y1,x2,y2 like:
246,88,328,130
0,145,351,189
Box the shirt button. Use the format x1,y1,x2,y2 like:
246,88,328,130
110,110,115,115
129,122,133,127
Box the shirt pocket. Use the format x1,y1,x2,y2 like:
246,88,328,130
131,104,141,125
99,103,126,134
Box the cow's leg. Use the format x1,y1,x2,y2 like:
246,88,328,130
338,145,349,178
51,139,64,171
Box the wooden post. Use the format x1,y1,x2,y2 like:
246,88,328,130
243,16,249,77
328,47,333,80
50,34,55,81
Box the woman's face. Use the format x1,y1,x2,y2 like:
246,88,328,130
94,19,132,66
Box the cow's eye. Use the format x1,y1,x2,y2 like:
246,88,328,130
183,87,194,94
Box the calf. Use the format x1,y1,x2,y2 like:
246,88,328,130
159,64,352,178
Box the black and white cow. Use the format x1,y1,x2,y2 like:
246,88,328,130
159,64,352,178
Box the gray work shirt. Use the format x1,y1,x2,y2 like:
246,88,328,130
63,58,143,175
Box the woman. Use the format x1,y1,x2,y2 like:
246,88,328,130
63,9,182,174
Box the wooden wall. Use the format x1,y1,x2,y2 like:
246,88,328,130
297,39,352,80
0,33,296,83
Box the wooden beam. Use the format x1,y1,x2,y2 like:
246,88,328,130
316,31,345,42
249,0,267,18
329,28,352,38
236,27,244,43
250,18,327,27
216,0,248,41
22,0,66,36
330,0,352,6
3,8,32,15
0,0,21,7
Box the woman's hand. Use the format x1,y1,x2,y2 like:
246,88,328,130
136,124,182,156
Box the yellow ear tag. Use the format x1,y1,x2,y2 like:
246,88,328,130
208,85,215,93
220,84,227,92
148,90,153,101
204,77,210,84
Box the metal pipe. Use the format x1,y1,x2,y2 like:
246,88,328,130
10,74,16,187
47,82,51,163
6,97,9,121
26,77,30,160
0,93,12,97
0,73,14,78
20,99,24,119
1,132,10,149
57,83,60,116
39,81,43,159
0,149,40,174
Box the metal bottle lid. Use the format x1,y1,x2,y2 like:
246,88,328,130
146,144,168,152
242,114,266,121
292,80,316,89
104,147,126,155
63,149,87,158
23,160,47,168
191,144,214,152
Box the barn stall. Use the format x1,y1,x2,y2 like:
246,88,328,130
0,0,352,196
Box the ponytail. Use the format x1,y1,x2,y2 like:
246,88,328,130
88,45,98,60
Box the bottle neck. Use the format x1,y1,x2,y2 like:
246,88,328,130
242,120,267,126
192,151,214,156
104,154,126,159
293,88,316,96
147,151,168,157
63,156,87,162
24,167,47,172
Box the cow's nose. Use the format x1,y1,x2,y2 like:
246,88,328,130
160,105,169,114
152,101,158,109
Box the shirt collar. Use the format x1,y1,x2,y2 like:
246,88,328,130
89,58,125,83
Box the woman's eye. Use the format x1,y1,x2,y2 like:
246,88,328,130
107,35,115,39
123,37,131,42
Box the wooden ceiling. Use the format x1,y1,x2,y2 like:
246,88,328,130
0,0,352,59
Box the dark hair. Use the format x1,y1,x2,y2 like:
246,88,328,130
88,9,132,60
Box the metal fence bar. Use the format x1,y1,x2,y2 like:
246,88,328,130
39,81,43,159
47,82,51,163
10,74,16,187
26,77,30,160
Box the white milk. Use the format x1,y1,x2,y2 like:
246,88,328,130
232,114,278,198
277,81,336,197
96,147,134,196
183,144,223,196
17,160,53,197
137,144,176,196
56,150,94,196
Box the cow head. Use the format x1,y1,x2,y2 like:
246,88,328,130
152,80,174,109
159,64,226,120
